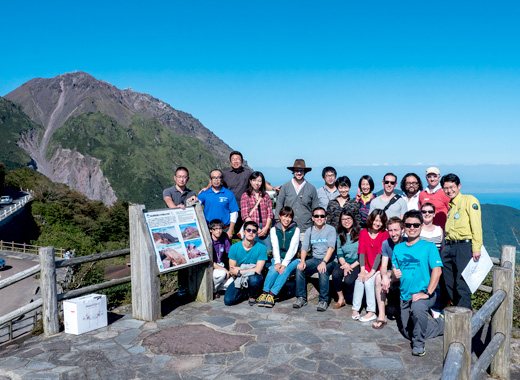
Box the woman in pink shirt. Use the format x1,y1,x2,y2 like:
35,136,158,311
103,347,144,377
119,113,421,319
352,209,389,322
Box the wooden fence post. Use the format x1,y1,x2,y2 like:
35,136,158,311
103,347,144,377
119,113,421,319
501,245,516,269
186,202,213,302
443,306,472,380
491,265,513,379
129,204,160,322
39,246,59,336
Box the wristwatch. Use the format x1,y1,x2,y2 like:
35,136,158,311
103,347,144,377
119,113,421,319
237,269,242,277
425,291,433,298
322,260,327,264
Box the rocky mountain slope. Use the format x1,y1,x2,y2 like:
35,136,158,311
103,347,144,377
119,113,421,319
3,72,234,206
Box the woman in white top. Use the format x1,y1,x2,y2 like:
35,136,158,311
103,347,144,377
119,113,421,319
256,206,300,308
420,202,445,253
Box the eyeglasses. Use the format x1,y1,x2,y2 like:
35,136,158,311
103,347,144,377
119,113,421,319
404,223,421,229
211,176,222,179
384,181,396,185
406,182,418,186
427,174,440,179
245,228,258,233
313,214,326,218
175,175,188,179
421,210,435,214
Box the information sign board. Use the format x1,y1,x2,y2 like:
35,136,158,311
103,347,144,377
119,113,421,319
143,207,210,274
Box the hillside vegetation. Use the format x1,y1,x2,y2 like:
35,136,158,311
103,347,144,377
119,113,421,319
49,112,219,209
5,166,129,254
0,97,40,170
482,204,520,258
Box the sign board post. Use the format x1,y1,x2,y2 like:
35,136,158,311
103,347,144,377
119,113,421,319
130,202,213,321
130,204,161,322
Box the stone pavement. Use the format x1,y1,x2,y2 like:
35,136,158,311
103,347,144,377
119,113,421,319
0,297,445,380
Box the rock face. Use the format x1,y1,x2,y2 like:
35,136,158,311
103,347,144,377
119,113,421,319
5,71,233,205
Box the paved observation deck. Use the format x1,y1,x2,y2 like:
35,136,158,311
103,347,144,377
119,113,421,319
0,294,449,380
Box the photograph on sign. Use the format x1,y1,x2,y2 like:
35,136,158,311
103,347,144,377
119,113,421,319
144,207,210,273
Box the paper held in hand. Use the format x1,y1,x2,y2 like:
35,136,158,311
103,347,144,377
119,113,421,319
461,245,494,294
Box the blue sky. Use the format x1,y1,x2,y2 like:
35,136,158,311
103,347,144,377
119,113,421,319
2,1,520,183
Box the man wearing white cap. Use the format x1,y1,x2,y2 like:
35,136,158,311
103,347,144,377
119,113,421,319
418,167,450,229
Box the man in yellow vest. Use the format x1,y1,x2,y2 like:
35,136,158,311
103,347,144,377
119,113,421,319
440,173,482,309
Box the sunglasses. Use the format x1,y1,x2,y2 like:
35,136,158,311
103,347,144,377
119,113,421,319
313,214,326,218
384,181,396,185
404,223,421,229
245,228,258,233
421,210,435,214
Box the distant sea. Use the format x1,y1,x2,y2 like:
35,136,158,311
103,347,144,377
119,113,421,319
473,193,520,210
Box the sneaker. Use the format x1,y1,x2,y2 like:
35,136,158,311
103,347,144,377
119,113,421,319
264,294,275,308
317,301,328,312
412,348,426,357
248,297,257,306
293,297,308,309
257,293,267,307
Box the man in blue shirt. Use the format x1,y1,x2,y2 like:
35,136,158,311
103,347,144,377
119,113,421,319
392,210,444,357
198,169,240,240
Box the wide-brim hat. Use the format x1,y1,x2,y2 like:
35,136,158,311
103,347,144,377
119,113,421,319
287,159,312,173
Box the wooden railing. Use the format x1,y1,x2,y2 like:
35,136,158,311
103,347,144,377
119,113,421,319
0,247,130,340
441,245,516,380
0,240,68,257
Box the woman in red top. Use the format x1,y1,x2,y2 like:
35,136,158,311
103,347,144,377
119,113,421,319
351,209,389,322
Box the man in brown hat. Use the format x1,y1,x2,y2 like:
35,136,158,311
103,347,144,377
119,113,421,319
275,159,319,240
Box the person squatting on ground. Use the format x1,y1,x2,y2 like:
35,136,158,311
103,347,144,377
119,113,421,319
392,210,445,357
372,216,405,329
257,206,301,308
224,221,267,306
210,219,233,297
293,207,337,312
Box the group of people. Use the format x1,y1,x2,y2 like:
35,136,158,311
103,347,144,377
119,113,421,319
163,152,483,357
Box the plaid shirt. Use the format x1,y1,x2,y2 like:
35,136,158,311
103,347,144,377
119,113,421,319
240,192,274,226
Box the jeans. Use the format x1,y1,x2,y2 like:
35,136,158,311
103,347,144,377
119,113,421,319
400,294,444,351
295,257,337,303
352,270,376,312
254,222,272,252
224,273,264,306
331,264,360,304
263,258,300,295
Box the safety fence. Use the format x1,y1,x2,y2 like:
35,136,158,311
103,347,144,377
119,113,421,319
441,245,516,380
0,247,130,343
0,192,32,221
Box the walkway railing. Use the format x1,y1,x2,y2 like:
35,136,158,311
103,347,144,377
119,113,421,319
0,241,68,257
0,192,32,221
0,247,130,342
442,245,516,380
